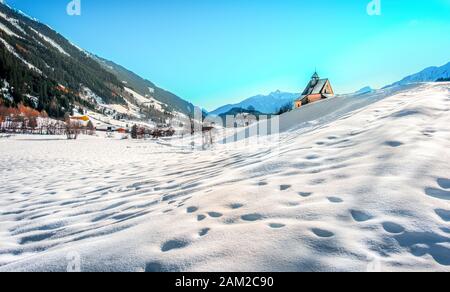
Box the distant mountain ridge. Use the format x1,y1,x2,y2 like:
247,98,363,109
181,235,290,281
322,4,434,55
219,107,270,118
210,90,299,116
210,86,377,116
211,60,450,116
354,86,374,95
386,61,450,88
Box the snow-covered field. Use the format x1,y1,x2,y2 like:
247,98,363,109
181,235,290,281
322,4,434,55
0,83,449,272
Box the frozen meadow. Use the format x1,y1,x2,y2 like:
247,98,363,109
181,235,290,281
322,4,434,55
0,83,449,272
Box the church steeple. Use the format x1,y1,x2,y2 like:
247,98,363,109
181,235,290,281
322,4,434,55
311,71,320,86
312,71,319,80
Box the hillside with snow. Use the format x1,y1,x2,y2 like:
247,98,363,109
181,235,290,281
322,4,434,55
387,62,450,88
210,86,377,117
1,82,449,272
0,2,192,123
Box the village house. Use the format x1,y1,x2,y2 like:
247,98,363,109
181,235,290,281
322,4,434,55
70,115,90,122
294,72,334,109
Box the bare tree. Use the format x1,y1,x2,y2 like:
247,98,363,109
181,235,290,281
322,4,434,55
86,120,95,136
64,113,80,140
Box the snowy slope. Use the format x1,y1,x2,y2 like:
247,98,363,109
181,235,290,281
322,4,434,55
0,21,20,38
28,27,70,57
0,10,26,37
0,2,193,120
354,86,374,95
210,90,299,115
210,85,377,117
0,83,449,272
0,36,42,74
387,62,450,87
124,87,166,112
227,84,420,141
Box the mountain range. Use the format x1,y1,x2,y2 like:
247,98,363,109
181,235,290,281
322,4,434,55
209,90,299,116
385,61,450,88
0,2,194,121
209,86,376,116
1,2,449,121
211,61,450,115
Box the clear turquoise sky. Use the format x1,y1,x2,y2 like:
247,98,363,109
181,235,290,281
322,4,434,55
5,0,450,110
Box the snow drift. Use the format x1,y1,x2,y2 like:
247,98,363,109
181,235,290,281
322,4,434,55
0,82,449,272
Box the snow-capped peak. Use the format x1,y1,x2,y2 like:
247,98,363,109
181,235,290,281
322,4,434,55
387,61,450,87
210,91,299,115
354,86,374,95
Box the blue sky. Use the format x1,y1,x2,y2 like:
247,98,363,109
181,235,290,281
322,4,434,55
4,0,450,110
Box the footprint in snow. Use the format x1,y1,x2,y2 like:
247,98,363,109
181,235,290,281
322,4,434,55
425,188,450,201
161,239,190,252
350,210,373,222
241,213,263,222
229,203,244,210
145,261,181,272
384,141,403,148
437,178,450,189
280,185,291,191
199,228,210,237
393,231,450,266
145,262,168,272
197,215,206,221
327,197,344,203
207,212,223,218
311,228,334,238
435,209,450,222
269,223,286,229
187,206,198,213
382,222,405,234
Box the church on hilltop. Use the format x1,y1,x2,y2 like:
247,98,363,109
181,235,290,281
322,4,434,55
294,72,334,109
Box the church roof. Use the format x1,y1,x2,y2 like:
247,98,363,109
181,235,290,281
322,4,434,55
301,78,329,96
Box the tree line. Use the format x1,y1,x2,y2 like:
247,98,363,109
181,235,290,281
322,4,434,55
0,101,95,138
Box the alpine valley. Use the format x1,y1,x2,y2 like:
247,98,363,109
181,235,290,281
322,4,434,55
0,3,195,123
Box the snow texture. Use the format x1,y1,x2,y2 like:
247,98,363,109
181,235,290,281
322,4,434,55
124,87,166,111
0,83,449,272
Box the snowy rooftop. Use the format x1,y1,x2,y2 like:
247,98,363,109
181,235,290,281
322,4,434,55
298,78,330,99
